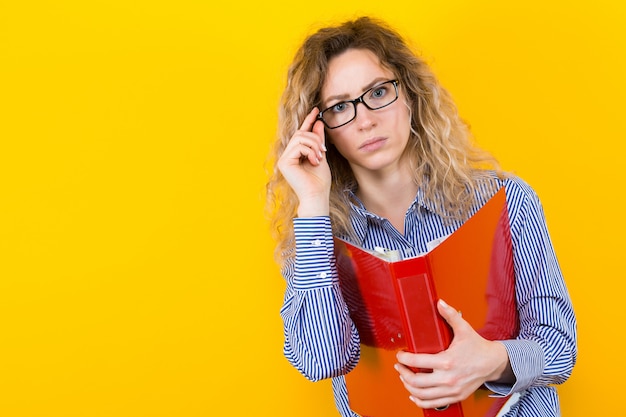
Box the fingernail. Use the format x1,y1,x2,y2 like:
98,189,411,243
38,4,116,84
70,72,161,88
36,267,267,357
439,299,449,308
318,151,323,158
322,143,327,151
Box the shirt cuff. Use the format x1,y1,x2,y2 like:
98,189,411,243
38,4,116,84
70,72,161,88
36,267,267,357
485,339,544,396
292,216,336,290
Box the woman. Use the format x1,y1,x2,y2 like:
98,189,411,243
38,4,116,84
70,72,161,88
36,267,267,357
266,16,576,417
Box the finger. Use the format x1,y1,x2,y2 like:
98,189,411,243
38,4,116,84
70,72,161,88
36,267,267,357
298,107,321,132
399,375,448,399
311,118,327,151
410,393,459,411
396,361,445,387
301,142,321,165
394,363,432,389
288,133,320,151
290,135,323,165
437,299,466,333
396,351,438,371
396,371,460,408
394,362,417,381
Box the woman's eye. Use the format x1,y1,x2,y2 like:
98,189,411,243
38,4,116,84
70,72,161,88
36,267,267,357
371,86,388,99
332,102,348,113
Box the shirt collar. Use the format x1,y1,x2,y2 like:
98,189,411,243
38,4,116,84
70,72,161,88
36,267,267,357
343,186,440,243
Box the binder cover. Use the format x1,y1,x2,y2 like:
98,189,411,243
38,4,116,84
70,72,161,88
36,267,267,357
335,188,518,417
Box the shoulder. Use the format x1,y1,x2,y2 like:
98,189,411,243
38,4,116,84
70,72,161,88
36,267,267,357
474,171,542,207
503,173,539,204
473,171,540,210
502,174,542,211
473,171,546,233
501,174,548,237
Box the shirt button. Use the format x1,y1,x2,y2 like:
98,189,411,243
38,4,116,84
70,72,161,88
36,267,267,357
320,272,328,279
313,239,322,246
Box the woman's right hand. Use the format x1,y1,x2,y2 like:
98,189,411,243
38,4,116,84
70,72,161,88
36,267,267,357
277,107,331,217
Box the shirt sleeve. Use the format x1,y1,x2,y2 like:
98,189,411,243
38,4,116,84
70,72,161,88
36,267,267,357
485,178,577,396
279,216,360,382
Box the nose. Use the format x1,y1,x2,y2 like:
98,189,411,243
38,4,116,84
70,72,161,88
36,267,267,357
354,101,376,129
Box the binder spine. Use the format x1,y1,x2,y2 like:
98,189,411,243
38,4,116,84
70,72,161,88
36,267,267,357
395,270,464,417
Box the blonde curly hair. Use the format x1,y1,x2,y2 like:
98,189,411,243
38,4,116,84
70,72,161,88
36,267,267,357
266,16,499,264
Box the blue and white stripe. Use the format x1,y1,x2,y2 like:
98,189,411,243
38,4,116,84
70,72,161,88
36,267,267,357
279,175,577,417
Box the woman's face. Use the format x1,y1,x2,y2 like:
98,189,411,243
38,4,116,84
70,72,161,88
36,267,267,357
320,48,412,178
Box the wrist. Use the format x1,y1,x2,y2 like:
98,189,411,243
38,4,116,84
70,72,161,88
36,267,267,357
297,196,330,217
487,341,515,384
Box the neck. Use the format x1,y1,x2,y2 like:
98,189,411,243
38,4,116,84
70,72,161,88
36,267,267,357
353,161,418,225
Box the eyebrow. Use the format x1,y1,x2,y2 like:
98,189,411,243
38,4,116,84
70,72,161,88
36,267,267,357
322,77,391,107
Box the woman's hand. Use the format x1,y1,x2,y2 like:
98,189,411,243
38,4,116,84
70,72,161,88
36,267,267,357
395,299,513,410
277,108,331,217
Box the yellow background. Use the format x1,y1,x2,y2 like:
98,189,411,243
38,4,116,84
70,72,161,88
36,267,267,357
1,1,624,416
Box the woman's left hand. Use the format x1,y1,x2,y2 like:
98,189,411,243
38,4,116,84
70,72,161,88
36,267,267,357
394,299,512,410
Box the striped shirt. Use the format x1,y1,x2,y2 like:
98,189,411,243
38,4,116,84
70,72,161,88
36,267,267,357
279,175,577,417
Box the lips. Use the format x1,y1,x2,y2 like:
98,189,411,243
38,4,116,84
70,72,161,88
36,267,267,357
359,137,387,151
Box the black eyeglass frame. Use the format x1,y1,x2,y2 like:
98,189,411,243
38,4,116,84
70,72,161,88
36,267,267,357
317,79,400,129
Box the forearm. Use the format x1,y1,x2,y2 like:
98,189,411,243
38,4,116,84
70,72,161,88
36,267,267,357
280,216,360,381
486,320,575,397
487,178,578,396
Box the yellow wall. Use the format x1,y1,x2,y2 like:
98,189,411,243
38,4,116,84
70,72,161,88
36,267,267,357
1,1,624,415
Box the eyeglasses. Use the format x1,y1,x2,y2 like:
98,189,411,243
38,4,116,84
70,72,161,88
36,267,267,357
317,80,399,129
